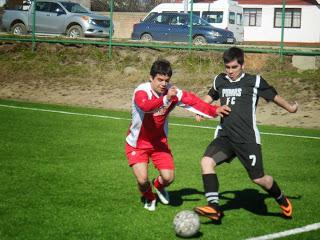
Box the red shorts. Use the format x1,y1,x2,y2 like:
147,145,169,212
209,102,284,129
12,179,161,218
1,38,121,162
125,143,174,170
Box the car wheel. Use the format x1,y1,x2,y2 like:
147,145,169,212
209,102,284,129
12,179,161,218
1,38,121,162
140,33,153,42
11,23,27,35
193,35,207,45
67,25,84,38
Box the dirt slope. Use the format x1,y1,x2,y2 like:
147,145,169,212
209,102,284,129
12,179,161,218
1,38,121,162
0,42,319,129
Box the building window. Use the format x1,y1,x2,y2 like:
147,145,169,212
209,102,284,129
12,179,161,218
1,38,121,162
274,8,301,28
243,8,262,26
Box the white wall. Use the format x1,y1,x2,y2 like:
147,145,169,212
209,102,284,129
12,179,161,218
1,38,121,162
240,4,320,43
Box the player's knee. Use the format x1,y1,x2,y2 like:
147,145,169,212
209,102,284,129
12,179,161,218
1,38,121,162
136,176,149,187
162,174,174,186
201,157,216,174
252,175,273,189
252,177,261,185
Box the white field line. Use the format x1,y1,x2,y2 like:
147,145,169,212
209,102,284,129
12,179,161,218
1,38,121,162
0,103,319,140
246,222,320,240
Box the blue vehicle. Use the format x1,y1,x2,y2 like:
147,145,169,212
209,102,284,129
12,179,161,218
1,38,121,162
131,12,235,45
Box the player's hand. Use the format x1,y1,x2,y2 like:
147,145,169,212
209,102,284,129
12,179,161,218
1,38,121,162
216,105,231,117
289,101,298,113
195,114,204,122
167,86,178,100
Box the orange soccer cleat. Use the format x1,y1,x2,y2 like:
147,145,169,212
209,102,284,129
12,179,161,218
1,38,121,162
194,205,223,221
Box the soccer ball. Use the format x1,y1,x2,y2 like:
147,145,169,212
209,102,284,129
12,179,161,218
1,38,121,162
173,210,200,237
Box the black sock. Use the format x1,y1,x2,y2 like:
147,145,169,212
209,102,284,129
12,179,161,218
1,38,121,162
266,181,287,206
202,173,219,207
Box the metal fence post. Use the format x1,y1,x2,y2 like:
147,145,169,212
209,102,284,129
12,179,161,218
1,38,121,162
188,0,194,52
108,0,114,59
32,0,37,52
280,0,286,62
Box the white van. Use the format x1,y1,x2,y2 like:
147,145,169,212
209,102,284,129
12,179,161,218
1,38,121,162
144,0,244,42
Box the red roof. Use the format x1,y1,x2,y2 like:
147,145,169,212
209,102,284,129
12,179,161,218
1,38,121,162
237,0,318,5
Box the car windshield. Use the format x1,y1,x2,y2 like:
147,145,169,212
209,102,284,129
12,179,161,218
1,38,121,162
59,2,89,13
143,12,157,22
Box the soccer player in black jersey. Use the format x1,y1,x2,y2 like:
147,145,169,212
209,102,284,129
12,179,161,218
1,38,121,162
194,47,298,221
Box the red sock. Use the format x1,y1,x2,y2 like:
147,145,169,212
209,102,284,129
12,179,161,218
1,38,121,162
154,176,164,190
141,185,155,201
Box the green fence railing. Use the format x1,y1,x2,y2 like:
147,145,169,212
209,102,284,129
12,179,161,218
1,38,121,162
0,0,319,58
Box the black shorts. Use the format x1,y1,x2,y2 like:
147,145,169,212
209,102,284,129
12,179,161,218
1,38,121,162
204,136,264,180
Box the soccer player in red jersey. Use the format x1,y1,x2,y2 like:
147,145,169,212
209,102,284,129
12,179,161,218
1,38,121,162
125,59,231,211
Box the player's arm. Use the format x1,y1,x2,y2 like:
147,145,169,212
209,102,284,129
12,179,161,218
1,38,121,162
134,88,176,112
194,82,230,121
195,95,213,122
195,95,230,121
273,95,298,113
202,94,214,104
176,90,230,118
258,76,298,114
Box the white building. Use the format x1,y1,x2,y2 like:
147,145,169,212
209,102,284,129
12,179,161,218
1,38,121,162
174,0,320,43
238,0,320,43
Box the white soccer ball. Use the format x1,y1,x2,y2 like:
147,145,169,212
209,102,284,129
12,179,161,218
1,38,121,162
173,210,200,237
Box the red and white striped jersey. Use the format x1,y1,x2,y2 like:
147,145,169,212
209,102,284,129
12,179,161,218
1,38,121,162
126,82,218,148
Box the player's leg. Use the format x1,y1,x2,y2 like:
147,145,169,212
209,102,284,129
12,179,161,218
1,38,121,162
154,169,174,204
194,137,235,221
125,143,156,211
194,156,222,220
151,144,174,205
253,175,292,217
132,162,156,211
235,143,292,218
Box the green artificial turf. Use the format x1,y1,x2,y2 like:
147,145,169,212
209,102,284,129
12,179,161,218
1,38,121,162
0,99,319,240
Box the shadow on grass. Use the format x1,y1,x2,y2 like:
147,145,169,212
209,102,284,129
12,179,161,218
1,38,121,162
169,188,204,207
167,187,301,222
219,188,301,218
175,231,204,239
200,189,301,225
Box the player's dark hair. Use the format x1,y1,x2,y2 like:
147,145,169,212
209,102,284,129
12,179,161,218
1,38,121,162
223,47,244,65
150,59,172,78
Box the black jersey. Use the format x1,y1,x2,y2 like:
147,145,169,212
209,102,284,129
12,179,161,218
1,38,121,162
208,73,277,144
